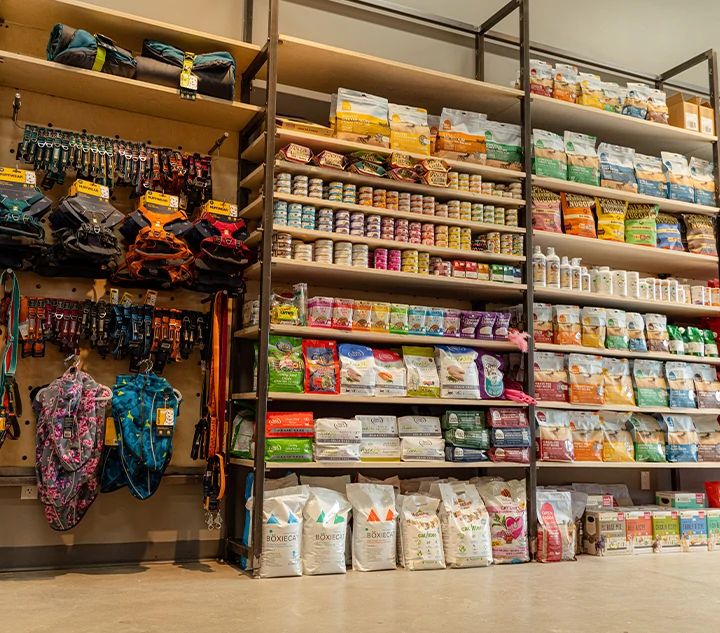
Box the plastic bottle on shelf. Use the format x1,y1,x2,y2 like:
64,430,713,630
560,256,572,290
570,257,582,291
532,245,547,287
581,267,591,293
546,247,560,288
597,266,613,295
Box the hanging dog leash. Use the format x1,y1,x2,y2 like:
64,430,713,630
0,269,21,449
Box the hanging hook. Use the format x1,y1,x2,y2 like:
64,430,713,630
207,131,229,154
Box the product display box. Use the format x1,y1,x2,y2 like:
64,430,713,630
624,508,654,554
583,510,629,556
651,508,681,553
706,509,720,551
679,509,708,551
655,491,706,509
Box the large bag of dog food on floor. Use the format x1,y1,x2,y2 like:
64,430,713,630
346,483,397,571
398,494,445,570
250,485,310,578
476,479,529,563
435,482,492,568
536,489,576,562
302,487,352,575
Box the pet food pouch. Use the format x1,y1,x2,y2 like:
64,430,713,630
605,310,629,350
565,131,599,185
398,494,445,570
484,121,523,171
307,297,333,329
435,108,486,159
554,304,581,346
476,352,505,399
339,344,375,396
704,330,719,357
335,88,390,147
628,413,666,462
532,129,567,179
229,408,254,459
302,487,352,575
265,438,314,462
346,484,397,572
425,307,445,336
476,312,497,340
303,339,340,394
491,427,531,448
577,72,603,109
568,353,604,405
656,214,684,250
351,300,373,331
528,59,554,95
695,417,720,461
389,303,409,334
633,359,669,407
596,197,628,241
398,414,442,437
388,103,431,155
668,325,685,355
693,364,720,409
646,88,669,123
562,193,597,238
331,298,353,330
569,411,603,461
598,143,637,192
370,302,390,332
536,490,576,562
252,485,310,578
400,437,445,461
533,302,554,343
603,357,635,406
683,214,718,256
658,414,699,462
601,81,624,113
443,309,461,338
645,313,670,353
435,346,481,399
581,307,607,348
476,479,529,563
266,411,314,438
553,63,578,102
625,204,658,247
622,82,650,119
532,187,563,232
665,362,697,408
408,305,428,335
268,336,304,392
599,412,634,462
459,311,482,338
662,152,695,202
444,427,490,449
534,352,568,402
536,408,574,462
683,326,704,357
493,312,511,341
436,482,492,567
373,349,407,397
634,153,667,198
627,313,647,352
403,346,440,398
690,157,716,206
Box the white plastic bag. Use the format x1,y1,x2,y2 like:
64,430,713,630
302,487,352,576
398,494,445,570
346,483,397,571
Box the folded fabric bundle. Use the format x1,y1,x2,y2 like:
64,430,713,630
47,24,136,77
135,40,236,100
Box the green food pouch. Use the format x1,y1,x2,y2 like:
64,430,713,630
703,330,719,357
667,324,685,355
267,336,304,392
683,326,705,357
265,438,314,462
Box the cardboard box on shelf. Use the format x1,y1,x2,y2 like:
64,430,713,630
667,93,699,132
651,508,681,553
655,491,706,509
583,509,629,556
689,97,715,136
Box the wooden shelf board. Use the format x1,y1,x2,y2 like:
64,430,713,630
533,230,719,278
535,342,720,366
530,93,716,159
534,287,720,318
2,0,260,71
245,228,525,264
270,34,523,116
232,392,526,407
538,461,720,469
230,458,528,470
241,193,526,234
245,259,526,300
532,176,719,216
0,51,261,132
235,325,521,351
537,402,720,416
242,130,526,181
241,161,526,206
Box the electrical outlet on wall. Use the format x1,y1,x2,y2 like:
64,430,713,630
20,485,38,500
641,471,651,491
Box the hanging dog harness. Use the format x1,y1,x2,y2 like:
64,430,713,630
0,191,50,270
0,270,21,449
33,367,111,530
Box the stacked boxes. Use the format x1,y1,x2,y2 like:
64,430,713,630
357,415,401,462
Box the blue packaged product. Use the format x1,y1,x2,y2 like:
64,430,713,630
662,152,695,203
598,143,637,191
621,83,650,119
658,414,699,463
491,427,531,448
656,213,684,251
634,153,667,198
665,362,696,409
444,446,489,462
679,510,708,551
690,157,716,206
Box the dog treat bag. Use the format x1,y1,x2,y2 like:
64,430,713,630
666,362,697,408
268,336,304,393
533,129,567,179
561,192,596,238
601,81,625,113
335,88,390,147
484,121,523,171
533,302,554,343
529,59,553,96
603,357,635,406
388,103,431,155
536,408,574,462
569,411,602,462
532,187,563,233
633,359,669,407
577,72,603,109
704,330,719,357
628,413,666,462
476,351,505,399
564,131,599,185
476,478,529,564
634,153,667,198
398,494,445,570
435,108,486,159
598,143,637,192
435,346,480,399
657,414,699,462
568,353,604,405
662,152,695,203
695,417,720,461
534,352,568,402
625,203,658,247
536,490,576,562
553,64,578,102
403,346,440,398
622,82,650,119
627,312,648,352
646,313,670,353
646,88,669,123
656,213,684,250
599,412,634,462
692,364,720,409
690,157,716,206
605,309,629,350
303,339,340,394
554,304,581,346
581,306,607,348
339,343,376,396
683,214,718,257
596,197,628,241
346,483,397,572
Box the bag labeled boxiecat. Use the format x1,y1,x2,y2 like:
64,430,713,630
302,487,352,576
346,483,397,571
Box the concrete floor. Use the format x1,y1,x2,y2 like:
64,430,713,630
2,556,720,633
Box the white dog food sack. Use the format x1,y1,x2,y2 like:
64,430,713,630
436,482,493,568
346,483,397,572
398,494,446,570
255,485,310,578
302,487,352,576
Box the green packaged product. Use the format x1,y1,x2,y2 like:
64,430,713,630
389,303,409,334
667,324,685,355
268,335,304,392
265,438,314,462
444,427,490,449
627,413,666,462
441,410,485,431
633,359,669,407
605,309,629,350
624,203,658,246
229,407,255,459
532,129,567,179
703,330,719,357
683,326,705,357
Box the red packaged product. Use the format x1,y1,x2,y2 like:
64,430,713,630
302,339,340,394
486,408,529,428
266,411,315,438
489,447,530,464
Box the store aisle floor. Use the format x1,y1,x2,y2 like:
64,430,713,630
3,556,719,633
